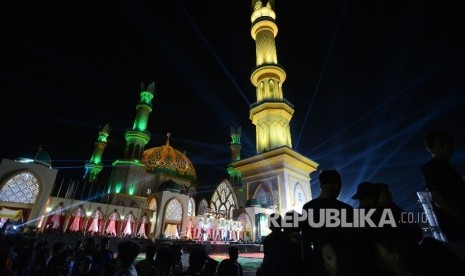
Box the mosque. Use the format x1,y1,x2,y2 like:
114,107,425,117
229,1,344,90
0,0,319,242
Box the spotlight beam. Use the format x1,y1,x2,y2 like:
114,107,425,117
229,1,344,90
295,0,350,150
307,49,465,155
176,1,251,107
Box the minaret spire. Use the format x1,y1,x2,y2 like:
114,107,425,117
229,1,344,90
228,126,242,186
249,0,294,153
84,124,110,183
165,132,171,146
230,126,242,162
123,81,155,160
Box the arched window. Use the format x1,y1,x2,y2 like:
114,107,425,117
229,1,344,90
294,183,306,212
0,172,39,204
188,197,195,216
198,199,208,216
165,198,182,222
254,184,273,208
210,181,237,219
148,197,158,213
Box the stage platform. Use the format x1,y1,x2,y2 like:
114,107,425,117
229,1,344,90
31,232,262,257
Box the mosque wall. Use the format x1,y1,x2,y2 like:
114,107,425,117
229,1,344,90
0,158,57,229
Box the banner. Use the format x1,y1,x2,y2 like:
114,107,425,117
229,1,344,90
0,207,23,220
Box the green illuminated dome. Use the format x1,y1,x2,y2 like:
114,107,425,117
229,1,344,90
141,136,197,181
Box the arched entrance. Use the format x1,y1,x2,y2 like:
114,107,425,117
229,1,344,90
238,212,253,242
163,198,183,239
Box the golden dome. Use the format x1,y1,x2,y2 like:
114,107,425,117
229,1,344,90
141,135,197,181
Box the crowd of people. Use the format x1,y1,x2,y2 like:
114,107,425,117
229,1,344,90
256,130,465,275
0,233,245,276
0,130,464,275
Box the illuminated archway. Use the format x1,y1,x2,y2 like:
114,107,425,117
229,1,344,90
293,183,307,212
210,180,237,219
253,184,274,208
238,212,253,241
163,198,183,239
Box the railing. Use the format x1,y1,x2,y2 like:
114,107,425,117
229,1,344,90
417,191,447,242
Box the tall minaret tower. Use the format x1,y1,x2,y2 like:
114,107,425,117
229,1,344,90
83,124,110,183
228,126,242,180
230,1,318,230
250,0,293,153
228,126,244,206
123,81,155,160
230,126,242,163
108,81,155,200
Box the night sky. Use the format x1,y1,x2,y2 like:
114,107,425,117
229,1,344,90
1,1,464,212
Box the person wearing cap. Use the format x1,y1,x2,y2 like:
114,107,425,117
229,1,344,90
351,181,382,209
352,181,399,228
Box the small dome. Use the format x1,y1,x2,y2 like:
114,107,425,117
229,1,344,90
141,139,197,181
158,179,186,193
17,147,52,167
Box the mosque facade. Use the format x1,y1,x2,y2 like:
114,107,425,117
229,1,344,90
0,1,319,242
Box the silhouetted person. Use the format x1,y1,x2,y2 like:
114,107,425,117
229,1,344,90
0,246,14,276
300,169,355,276
94,237,114,275
180,248,207,276
320,234,361,276
375,182,423,244
215,258,239,276
135,244,156,276
13,237,35,276
171,244,184,275
217,246,242,276
152,245,176,276
352,181,401,229
71,255,93,276
31,240,50,275
351,181,412,274
258,210,305,276
422,130,465,259
201,256,219,276
351,181,381,209
46,241,69,275
417,237,465,275
114,240,140,276
262,213,284,260
370,229,420,276
72,237,99,275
